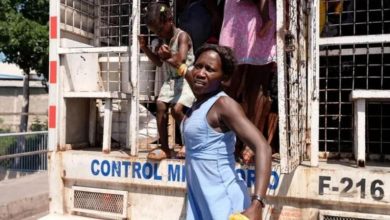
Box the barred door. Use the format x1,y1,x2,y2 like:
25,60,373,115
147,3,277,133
277,0,309,173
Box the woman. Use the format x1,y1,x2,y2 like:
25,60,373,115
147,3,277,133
182,44,272,220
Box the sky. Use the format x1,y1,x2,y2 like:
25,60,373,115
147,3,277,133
0,53,5,62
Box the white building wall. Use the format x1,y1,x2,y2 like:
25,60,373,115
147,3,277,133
0,80,48,132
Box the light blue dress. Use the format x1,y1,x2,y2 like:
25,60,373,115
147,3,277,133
181,91,250,220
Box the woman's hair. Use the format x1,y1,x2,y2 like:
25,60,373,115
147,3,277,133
144,2,172,26
195,44,237,77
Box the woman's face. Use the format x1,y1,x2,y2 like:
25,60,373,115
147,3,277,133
190,50,224,96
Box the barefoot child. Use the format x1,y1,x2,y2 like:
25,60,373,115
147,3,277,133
138,2,195,160
181,44,272,219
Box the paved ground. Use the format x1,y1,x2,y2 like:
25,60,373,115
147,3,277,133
21,211,49,220
0,171,49,220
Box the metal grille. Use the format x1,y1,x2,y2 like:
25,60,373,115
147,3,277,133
73,186,127,218
0,131,48,171
319,43,390,158
99,0,133,46
322,216,371,220
98,52,128,93
278,0,308,173
319,210,390,220
60,0,95,35
321,0,390,37
367,101,390,158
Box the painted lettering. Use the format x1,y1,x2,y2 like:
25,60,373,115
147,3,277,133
112,161,121,177
142,162,153,179
122,161,131,178
236,169,246,180
101,160,110,177
91,159,99,176
132,162,141,178
153,163,162,180
236,168,280,190
247,169,256,188
319,176,331,195
88,159,280,190
168,164,181,182
319,175,386,201
269,171,279,190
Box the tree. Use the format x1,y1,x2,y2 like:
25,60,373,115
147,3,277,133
0,0,49,132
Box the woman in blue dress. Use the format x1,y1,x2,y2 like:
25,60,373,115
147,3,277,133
181,44,272,220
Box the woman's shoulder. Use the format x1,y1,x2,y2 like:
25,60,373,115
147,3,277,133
212,93,244,122
214,93,238,110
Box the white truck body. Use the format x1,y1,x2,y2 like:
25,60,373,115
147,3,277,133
42,0,390,219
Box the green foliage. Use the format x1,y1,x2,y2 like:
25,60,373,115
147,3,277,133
0,134,46,169
0,136,16,156
0,117,12,156
0,0,49,79
30,117,47,131
0,117,11,133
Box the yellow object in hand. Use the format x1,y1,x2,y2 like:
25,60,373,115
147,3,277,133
229,213,249,220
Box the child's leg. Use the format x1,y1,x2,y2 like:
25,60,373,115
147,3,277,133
256,0,273,37
156,100,169,150
171,103,186,159
147,100,172,160
171,103,186,124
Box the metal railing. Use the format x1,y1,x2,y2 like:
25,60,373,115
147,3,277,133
0,131,48,171
318,0,390,160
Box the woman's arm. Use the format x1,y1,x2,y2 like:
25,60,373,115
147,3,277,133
214,96,272,219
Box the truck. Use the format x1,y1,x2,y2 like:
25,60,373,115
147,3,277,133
42,0,390,219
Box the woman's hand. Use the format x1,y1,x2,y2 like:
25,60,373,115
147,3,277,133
241,200,262,220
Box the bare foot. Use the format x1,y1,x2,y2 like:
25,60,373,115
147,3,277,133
176,146,186,159
241,146,255,165
258,20,273,37
147,147,172,161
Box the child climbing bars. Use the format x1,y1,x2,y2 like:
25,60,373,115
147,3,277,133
138,2,195,160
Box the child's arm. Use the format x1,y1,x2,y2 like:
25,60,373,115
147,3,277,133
138,35,163,67
158,32,192,68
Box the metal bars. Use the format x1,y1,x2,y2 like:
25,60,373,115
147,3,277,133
0,131,48,171
321,0,390,37
60,0,95,36
99,0,133,46
318,0,390,162
366,102,390,159
278,0,308,173
319,43,390,159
